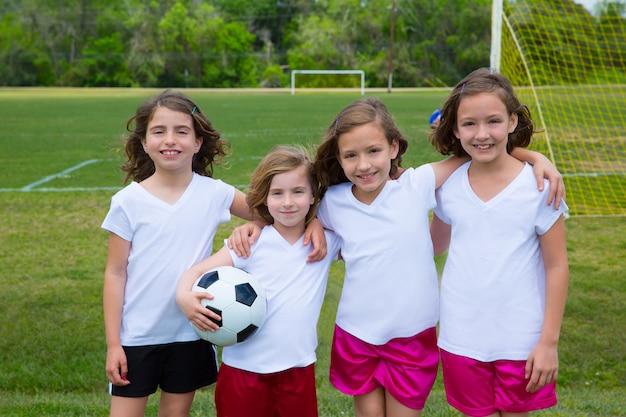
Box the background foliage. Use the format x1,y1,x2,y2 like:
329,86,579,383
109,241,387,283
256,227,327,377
1,0,623,88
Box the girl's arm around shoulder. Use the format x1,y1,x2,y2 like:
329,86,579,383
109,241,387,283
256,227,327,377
227,189,262,256
510,148,565,209
227,220,265,259
430,156,470,189
227,217,328,263
525,215,569,393
324,228,342,261
303,218,327,263
227,189,326,262
230,188,253,221
175,246,234,333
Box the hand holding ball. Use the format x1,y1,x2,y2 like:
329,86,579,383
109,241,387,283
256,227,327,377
191,266,267,346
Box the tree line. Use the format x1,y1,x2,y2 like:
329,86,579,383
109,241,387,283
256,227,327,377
0,0,624,88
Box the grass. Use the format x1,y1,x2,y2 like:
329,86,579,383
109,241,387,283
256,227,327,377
0,89,624,416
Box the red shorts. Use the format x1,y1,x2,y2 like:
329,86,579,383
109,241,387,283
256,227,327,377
329,325,439,410
215,363,318,417
440,349,557,416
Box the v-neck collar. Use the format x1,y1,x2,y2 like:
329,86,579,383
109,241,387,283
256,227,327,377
133,173,197,209
462,163,526,208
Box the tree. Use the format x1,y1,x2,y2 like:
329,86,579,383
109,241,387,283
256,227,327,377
158,1,199,86
80,33,131,87
124,1,166,87
597,1,626,72
0,0,622,87
193,3,258,87
0,10,52,85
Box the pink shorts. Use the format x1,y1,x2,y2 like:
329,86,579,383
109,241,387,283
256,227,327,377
215,363,318,417
329,325,439,410
440,349,557,417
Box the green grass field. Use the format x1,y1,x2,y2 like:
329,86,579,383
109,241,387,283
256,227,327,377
526,85,626,217
0,89,624,416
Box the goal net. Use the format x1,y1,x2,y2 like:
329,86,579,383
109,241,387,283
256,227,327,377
291,70,365,95
494,0,626,216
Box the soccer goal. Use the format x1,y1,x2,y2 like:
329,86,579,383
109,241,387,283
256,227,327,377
290,70,365,95
492,0,626,216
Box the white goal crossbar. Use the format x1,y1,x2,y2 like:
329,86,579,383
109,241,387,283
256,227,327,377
291,70,365,95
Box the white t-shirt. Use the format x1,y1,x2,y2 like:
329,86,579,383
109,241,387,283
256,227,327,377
101,173,235,346
317,165,439,345
434,162,568,361
223,226,341,374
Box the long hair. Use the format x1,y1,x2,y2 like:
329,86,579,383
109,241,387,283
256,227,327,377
430,67,534,157
246,145,319,227
314,97,408,197
121,89,230,183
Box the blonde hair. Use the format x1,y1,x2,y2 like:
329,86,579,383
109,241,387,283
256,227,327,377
246,145,319,226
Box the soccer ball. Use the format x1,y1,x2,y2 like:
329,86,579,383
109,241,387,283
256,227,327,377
191,266,267,346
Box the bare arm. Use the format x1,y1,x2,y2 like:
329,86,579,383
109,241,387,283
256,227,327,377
226,221,265,259
302,218,328,263
430,214,451,256
431,156,470,189
225,189,261,259
525,216,569,392
103,233,131,386
230,188,253,220
510,148,565,209
228,189,327,262
175,246,234,333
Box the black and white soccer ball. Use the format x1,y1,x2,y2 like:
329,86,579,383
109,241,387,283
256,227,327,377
191,266,267,346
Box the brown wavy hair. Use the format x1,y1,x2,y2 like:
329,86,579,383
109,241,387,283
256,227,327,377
121,89,230,183
430,67,535,157
314,97,409,197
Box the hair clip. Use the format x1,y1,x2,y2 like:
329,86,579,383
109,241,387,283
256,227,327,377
333,117,339,137
460,83,465,93
191,106,197,115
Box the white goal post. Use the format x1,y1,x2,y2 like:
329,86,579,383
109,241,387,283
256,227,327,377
490,0,503,72
290,70,365,95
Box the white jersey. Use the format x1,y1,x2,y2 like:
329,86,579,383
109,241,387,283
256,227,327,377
101,173,235,346
223,226,341,374
434,162,567,361
317,165,439,345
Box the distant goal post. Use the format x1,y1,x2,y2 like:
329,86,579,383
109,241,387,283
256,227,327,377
290,70,365,95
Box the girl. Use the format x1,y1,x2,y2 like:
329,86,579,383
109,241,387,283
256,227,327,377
430,68,569,417
102,92,324,417
313,98,564,417
176,145,341,417
228,98,564,417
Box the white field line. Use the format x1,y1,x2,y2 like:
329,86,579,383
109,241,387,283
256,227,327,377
0,158,250,192
1,158,621,193
21,159,103,191
0,159,120,192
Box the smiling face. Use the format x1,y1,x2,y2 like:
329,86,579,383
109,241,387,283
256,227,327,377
142,106,202,175
454,92,518,164
265,165,315,235
337,122,399,204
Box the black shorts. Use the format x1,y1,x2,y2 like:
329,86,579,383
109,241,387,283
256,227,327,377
109,340,218,397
